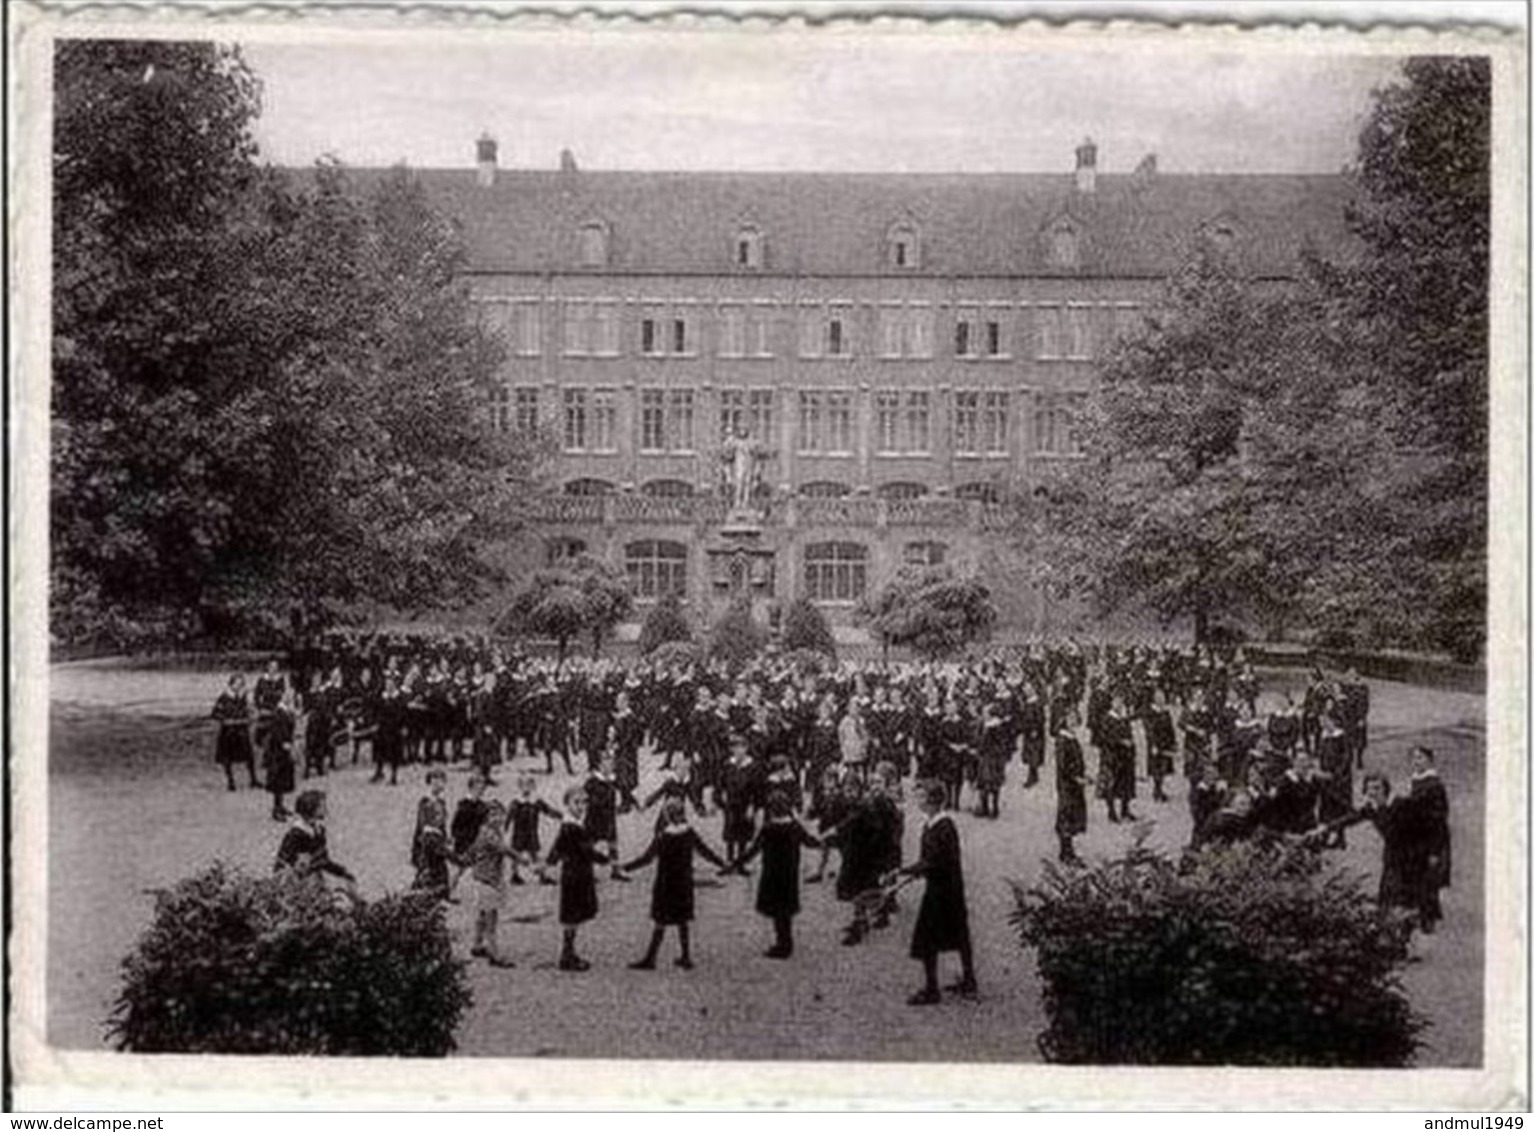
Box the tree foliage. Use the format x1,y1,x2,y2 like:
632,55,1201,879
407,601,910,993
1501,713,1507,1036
779,596,837,659
856,565,996,660
501,554,631,662
1032,57,1488,656
637,592,693,655
52,41,535,647
1010,838,1424,1066
109,863,471,1055
707,598,767,672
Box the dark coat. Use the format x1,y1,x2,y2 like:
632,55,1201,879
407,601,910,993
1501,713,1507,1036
548,820,606,925
584,774,620,844
262,709,297,796
451,798,490,860
212,691,254,766
905,813,971,959
829,799,891,902
275,824,353,881
508,796,561,854
1406,772,1452,888
624,825,727,925
738,818,820,919
1054,733,1088,836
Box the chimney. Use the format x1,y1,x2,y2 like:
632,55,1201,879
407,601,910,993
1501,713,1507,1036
559,148,578,174
476,132,498,187
1074,138,1098,194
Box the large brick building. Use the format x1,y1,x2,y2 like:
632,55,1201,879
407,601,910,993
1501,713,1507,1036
414,138,1351,634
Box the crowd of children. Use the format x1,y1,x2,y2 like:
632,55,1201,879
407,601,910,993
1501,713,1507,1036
240,631,1449,1003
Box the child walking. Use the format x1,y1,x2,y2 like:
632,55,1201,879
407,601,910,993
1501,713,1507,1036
622,799,728,970
546,787,606,971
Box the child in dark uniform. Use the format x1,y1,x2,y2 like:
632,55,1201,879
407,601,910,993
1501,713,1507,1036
211,674,259,791
894,780,976,1005
507,773,561,885
411,768,451,899
546,787,606,971
583,755,631,882
622,799,729,970
727,790,821,958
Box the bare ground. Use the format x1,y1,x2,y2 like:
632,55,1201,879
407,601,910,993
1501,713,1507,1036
44,662,1484,1064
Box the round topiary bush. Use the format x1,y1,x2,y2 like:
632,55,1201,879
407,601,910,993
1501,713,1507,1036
638,593,693,655
108,863,472,1055
707,598,766,672
1010,837,1425,1066
779,597,836,660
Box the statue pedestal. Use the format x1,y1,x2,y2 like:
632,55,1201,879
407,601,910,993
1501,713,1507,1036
719,508,764,539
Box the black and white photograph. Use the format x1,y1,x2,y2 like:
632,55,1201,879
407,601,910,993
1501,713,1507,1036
8,0,1526,1111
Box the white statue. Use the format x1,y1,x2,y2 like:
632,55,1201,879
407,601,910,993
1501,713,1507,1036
720,425,770,514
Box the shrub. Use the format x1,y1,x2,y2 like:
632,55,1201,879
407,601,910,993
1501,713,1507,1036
707,598,766,672
649,640,702,670
638,592,693,655
108,863,472,1055
1009,837,1425,1066
780,597,836,659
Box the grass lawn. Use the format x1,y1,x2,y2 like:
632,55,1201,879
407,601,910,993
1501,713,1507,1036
45,661,1484,1064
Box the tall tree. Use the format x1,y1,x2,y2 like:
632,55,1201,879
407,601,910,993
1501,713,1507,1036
1338,55,1490,659
856,565,996,660
52,41,535,643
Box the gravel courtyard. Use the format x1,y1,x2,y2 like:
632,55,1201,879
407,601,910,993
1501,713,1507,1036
44,660,1485,1064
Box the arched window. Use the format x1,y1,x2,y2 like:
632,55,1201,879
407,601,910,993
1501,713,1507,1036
804,542,868,602
626,540,688,599
879,481,928,500
799,481,851,499
564,478,616,496
954,481,1000,504
578,220,609,267
546,537,588,567
735,225,765,270
641,479,694,497
903,541,947,568
887,222,921,269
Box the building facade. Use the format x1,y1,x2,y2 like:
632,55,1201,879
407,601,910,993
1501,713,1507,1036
414,138,1351,632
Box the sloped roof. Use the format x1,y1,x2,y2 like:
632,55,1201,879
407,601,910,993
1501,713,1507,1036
373,166,1357,279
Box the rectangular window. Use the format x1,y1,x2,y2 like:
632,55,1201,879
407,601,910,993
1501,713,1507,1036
955,320,972,358
1035,396,1086,455
720,306,745,357
875,391,900,453
720,389,745,440
747,307,773,357
954,391,980,455
906,307,934,358
591,388,617,451
513,386,539,433
826,316,845,357
668,389,694,450
1038,307,1063,360
563,388,588,451
564,301,590,356
983,391,1009,454
879,309,903,358
488,385,512,433
905,391,931,453
1113,303,1144,343
749,389,773,443
640,388,666,451
826,390,854,454
985,319,1002,357
1067,306,1092,359
798,391,824,453
594,304,620,356
672,318,688,355
515,302,542,356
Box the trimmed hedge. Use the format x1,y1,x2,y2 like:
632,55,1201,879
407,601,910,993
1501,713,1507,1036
108,863,471,1055
780,597,836,659
638,593,693,655
1010,838,1425,1066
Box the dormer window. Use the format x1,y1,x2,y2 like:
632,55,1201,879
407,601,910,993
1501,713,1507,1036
578,220,609,268
1048,220,1080,269
888,222,920,269
735,226,765,270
